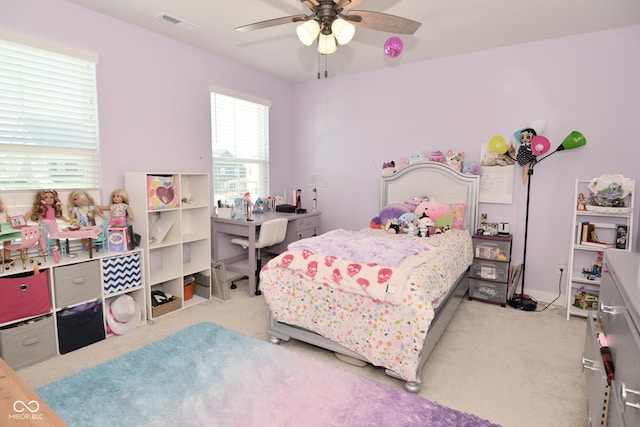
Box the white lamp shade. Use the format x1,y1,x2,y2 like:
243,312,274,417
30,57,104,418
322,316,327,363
331,18,355,45
296,20,320,46
317,33,337,54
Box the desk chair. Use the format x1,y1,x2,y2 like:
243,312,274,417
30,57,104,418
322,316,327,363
230,217,288,296
4,226,47,270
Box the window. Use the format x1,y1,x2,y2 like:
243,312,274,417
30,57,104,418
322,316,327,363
0,38,99,191
211,91,269,205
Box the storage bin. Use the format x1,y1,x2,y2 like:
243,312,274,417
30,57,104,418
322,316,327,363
152,296,181,318
472,236,511,261
103,252,142,294
469,278,508,305
56,300,105,354
0,270,50,324
0,314,56,369
53,260,101,307
470,261,509,282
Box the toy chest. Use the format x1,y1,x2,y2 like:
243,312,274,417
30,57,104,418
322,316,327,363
0,314,56,369
53,260,101,308
56,300,105,354
0,270,50,324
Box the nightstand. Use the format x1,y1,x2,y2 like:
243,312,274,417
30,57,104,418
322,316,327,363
469,234,513,307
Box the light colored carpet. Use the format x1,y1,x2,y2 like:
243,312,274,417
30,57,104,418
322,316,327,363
37,322,499,427
19,281,587,427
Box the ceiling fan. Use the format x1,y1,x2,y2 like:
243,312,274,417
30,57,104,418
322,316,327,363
235,0,421,55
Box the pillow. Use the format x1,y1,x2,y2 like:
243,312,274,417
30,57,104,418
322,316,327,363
450,203,467,230
414,199,453,229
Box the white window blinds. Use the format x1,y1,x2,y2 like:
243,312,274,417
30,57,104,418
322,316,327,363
0,38,99,190
211,91,269,205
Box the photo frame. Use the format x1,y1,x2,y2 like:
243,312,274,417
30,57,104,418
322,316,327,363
10,215,26,228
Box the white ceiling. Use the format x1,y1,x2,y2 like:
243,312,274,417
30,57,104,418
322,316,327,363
65,0,640,83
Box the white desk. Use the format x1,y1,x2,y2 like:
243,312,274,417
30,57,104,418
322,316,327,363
211,211,320,296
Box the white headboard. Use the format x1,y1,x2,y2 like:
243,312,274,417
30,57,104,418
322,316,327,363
380,161,480,232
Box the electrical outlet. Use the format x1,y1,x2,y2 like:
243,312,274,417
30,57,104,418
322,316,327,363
557,261,567,274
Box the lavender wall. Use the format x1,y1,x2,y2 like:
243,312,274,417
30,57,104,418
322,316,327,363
1,0,296,202
291,25,640,299
3,1,639,299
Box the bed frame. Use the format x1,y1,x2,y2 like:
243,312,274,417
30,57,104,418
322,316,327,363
266,161,480,392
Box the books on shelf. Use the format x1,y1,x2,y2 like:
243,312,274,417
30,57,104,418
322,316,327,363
577,221,614,248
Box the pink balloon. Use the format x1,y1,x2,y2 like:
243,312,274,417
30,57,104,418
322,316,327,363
531,135,551,156
384,37,403,58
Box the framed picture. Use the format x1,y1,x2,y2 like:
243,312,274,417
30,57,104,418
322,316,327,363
615,224,628,250
10,215,26,228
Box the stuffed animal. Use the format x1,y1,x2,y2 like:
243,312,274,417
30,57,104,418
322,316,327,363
387,219,403,234
395,156,408,168
404,196,426,211
370,202,412,229
417,216,435,237
429,151,446,163
408,151,428,164
414,199,453,229
382,160,396,176
463,161,482,175
446,150,464,172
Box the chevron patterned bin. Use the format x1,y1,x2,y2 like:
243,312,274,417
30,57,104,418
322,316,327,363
103,252,142,295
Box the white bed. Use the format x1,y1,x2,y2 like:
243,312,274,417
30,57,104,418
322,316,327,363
260,161,480,392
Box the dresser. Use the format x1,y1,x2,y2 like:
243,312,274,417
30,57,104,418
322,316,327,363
582,251,640,427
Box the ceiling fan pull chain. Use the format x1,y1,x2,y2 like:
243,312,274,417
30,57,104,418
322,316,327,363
324,54,328,79
317,51,321,79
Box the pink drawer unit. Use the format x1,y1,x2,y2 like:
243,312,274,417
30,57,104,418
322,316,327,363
0,270,51,324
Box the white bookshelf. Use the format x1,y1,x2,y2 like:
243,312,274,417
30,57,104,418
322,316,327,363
566,178,634,319
125,172,211,319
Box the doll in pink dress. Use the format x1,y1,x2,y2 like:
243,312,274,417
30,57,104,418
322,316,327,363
25,189,69,222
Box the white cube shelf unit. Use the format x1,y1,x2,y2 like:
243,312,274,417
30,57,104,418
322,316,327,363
125,172,212,319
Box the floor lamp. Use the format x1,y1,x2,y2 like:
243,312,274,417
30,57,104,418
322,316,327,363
489,131,587,311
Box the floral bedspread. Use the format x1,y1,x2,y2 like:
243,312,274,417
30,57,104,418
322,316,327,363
260,228,473,382
281,228,455,305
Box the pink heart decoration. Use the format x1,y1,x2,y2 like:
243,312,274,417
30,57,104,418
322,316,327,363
155,185,175,204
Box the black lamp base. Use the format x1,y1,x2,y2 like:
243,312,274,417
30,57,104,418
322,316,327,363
508,296,537,311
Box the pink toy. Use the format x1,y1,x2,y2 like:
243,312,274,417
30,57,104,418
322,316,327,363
414,199,453,229
429,151,446,163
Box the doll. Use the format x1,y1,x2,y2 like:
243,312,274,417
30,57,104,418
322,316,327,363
0,197,8,223
25,189,69,222
102,189,134,227
516,128,537,184
68,190,106,227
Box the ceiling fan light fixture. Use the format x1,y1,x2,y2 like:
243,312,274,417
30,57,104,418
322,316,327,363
296,20,320,46
331,18,355,45
317,33,337,55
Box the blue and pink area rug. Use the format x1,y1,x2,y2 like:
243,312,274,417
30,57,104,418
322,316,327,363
37,322,499,427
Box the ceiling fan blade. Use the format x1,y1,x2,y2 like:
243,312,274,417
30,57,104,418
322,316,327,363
345,10,421,35
336,0,366,10
235,14,309,32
